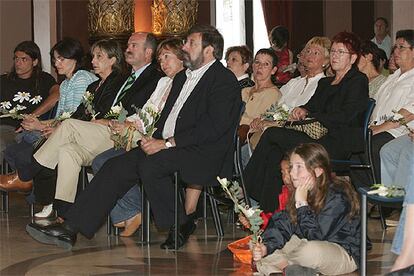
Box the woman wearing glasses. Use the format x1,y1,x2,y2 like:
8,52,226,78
244,31,369,212
352,29,414,192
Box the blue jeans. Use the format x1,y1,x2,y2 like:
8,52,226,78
380,135,414,254
92,148,142,224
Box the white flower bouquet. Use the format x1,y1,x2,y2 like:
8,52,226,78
368,184,405,198
132,103,161,137
82,91,99,120
380,110,414,134
0,91,43,119
104,103,130,150
217,177,264,243
261,103,290,122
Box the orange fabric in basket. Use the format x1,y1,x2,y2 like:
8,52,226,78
228,185,290,265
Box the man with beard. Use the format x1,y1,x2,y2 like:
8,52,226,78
26,25,242,250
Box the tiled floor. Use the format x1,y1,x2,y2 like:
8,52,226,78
1,193,396,275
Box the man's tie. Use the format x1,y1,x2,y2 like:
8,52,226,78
115,72,136,105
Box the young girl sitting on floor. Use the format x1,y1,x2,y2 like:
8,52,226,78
252,143,361,275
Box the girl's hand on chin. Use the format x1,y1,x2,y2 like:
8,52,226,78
294,175,313,202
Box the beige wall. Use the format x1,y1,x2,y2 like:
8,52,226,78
0,0,32,74
324,0,352,39
392,0,414,39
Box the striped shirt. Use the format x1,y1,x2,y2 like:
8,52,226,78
55,70,98,117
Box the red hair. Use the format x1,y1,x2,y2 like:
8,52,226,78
332,31,362,63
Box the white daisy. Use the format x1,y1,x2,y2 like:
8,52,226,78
15,104,27,111
0,101,12,109
13,92,31,103
29,95,43,104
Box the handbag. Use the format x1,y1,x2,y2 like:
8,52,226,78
284,118,328,140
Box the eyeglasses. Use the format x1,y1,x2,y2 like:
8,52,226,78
330,49,351,56
304,49,322,57
393,45,412,51
53,56,65,63
13,56,31,63
253,60,272,68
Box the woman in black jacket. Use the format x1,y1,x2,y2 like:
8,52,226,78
252,143,360,275
244,31,369,212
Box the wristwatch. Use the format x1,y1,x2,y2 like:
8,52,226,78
165,140,173,148
295,201,308,209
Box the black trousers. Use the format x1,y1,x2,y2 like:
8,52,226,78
4,140,44,181
351,132,394,188
33,166,85,217
33,167,57,205
64,147,188,239
244,127,347,212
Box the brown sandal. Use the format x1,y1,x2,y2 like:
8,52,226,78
120,213,142,237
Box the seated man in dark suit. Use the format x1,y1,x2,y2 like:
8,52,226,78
26,25,242,250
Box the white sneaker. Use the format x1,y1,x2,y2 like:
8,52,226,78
34,204,55,218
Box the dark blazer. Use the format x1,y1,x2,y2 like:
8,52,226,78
120,62,164,115
154,60,242,186
71,71,124,121
303,65,369,155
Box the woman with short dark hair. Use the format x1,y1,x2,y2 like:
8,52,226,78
358,40,387,97
225,45,255,88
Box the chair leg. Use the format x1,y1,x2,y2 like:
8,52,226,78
207,187,224,237
30,203,34,217
1,159,10,213
203,190,207,219
360,193,367,276
378,206,387,230
1,191,9,213
174,172,179,250
107,215,112,235
139,183,151,244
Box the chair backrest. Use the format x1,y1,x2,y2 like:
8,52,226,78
233,102,246,146
363,98,376,142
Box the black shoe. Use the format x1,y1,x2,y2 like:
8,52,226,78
160,220,196,250
284,264,318,276
386,264,414,276
26,222,77,250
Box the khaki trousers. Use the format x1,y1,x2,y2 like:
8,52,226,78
34,119,114,203
256,235,357,275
